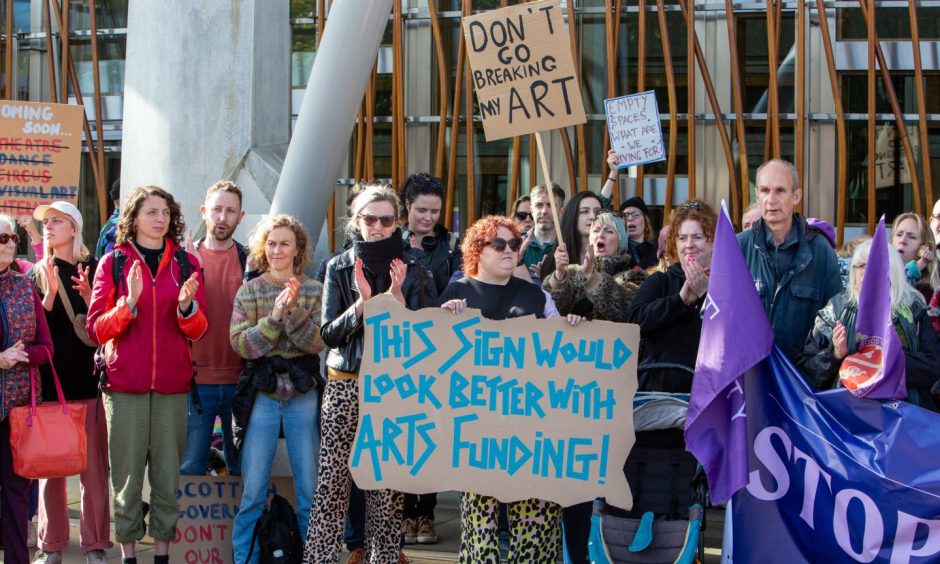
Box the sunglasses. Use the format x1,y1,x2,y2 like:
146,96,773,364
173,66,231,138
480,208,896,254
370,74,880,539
488,237,522,252
358,214,397,228
514,211,533,221
411,173,443,189
681,201,703,211
0,234,18,245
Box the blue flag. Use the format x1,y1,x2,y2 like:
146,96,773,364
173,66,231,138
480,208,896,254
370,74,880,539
838,216,907,400
684,204,774,504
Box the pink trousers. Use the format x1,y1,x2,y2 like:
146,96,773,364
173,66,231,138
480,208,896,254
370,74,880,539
37,398,113,553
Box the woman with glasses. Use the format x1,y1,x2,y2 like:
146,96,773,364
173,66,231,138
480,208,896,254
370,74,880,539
627,200,717,393
511,196,534,234
439,215,582,564
619,197,658,270
797,239,940,412
30,203,112,564
0,214,53,562
305,185,436,564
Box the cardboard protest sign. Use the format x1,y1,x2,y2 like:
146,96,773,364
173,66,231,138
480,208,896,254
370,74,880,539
605,91,666,168
873,124,917,189
0,101,83,215
170,476,295,563
350,295,638,509
462,0,586,141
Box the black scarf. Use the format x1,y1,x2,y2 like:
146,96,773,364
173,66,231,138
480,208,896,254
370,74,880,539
354,228,404,294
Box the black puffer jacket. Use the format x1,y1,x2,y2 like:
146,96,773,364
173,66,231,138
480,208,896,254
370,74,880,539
626,263,703,393
406,224,462,295
321,247,437,374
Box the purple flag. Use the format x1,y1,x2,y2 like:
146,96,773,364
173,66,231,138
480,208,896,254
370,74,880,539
684,205,773,504
837,216,907,399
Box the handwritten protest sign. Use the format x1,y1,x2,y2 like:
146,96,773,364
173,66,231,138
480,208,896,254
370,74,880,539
462,0,586,141
170,476,294,564
605,91,666,168
872,124,917,189
0,101,83,215
350,295,638,509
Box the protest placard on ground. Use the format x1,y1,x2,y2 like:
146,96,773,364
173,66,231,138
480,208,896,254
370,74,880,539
0,101,83,215
170,475,295,563
605,91,666,168
462,0,586,141
349,295,638,509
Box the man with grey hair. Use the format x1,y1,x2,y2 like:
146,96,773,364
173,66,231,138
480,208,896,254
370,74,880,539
738,158,841,362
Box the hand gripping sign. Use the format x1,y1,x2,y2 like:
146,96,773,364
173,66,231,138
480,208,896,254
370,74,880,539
349,295,638,509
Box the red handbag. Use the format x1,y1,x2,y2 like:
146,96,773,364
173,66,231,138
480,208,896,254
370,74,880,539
8,347,87,479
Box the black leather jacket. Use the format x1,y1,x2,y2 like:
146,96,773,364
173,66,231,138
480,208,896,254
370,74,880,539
321,247,437,374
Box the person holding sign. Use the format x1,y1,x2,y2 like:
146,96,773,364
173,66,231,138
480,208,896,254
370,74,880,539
29,202,111,564
439,215,583,564
305,185,436,564
229,214,325,563
85,186,207,564
796,239,940,411
627,200,717,393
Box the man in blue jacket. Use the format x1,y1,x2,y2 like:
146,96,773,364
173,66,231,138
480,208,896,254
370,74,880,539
738,159,841,362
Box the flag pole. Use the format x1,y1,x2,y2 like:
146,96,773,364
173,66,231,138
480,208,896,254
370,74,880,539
535,130,564,246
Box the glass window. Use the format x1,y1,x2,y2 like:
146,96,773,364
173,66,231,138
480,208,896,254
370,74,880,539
69,36,127,97
736,13,795,113
839,7,940,41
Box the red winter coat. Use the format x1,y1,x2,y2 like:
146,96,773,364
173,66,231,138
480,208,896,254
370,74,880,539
86,239,208,394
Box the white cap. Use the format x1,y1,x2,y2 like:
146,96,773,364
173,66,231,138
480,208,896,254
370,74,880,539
33,201,83,230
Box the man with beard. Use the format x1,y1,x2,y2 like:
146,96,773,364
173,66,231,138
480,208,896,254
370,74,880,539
179,180,249,476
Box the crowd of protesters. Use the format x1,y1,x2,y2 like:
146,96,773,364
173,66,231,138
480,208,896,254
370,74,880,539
0,153,936,564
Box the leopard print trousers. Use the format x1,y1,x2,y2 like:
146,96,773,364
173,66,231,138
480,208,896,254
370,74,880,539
458,492,560,563
303,379,403,563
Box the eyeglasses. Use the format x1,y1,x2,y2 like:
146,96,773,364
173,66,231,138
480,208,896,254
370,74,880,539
358,214,397,228
514,211,533,221
681,201,703,211
0,234,18,245
411,173,443,189
487,237,522,252
622,210,643,220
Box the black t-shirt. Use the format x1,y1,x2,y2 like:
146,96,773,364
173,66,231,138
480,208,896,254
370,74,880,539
31,257,98,401
439,276,545,320
134,241,165,277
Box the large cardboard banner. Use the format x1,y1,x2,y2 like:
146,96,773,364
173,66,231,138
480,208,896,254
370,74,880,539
605,91,666,169
0,101,83,215
462,0,587,141
349,295,638,509
170,476,295,564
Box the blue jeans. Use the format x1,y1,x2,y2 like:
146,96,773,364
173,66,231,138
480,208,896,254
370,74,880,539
232,391,320,564
180,384,240,476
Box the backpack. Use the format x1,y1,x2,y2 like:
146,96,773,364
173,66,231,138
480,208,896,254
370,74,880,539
247,494,303,564
93,246,202,413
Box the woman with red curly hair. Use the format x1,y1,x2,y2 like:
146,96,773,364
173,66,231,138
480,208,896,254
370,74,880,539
627,200,718,393
439,215,582,563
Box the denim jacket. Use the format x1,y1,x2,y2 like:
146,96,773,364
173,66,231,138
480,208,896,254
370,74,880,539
737,214,841,361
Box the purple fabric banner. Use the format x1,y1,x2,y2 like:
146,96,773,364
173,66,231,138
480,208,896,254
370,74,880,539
684,206,773,504
838,216,907,400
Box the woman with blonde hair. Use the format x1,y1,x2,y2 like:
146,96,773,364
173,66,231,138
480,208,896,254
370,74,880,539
230,214,325,563
29,202,112,563
890,212,938,303
305,184,436,563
